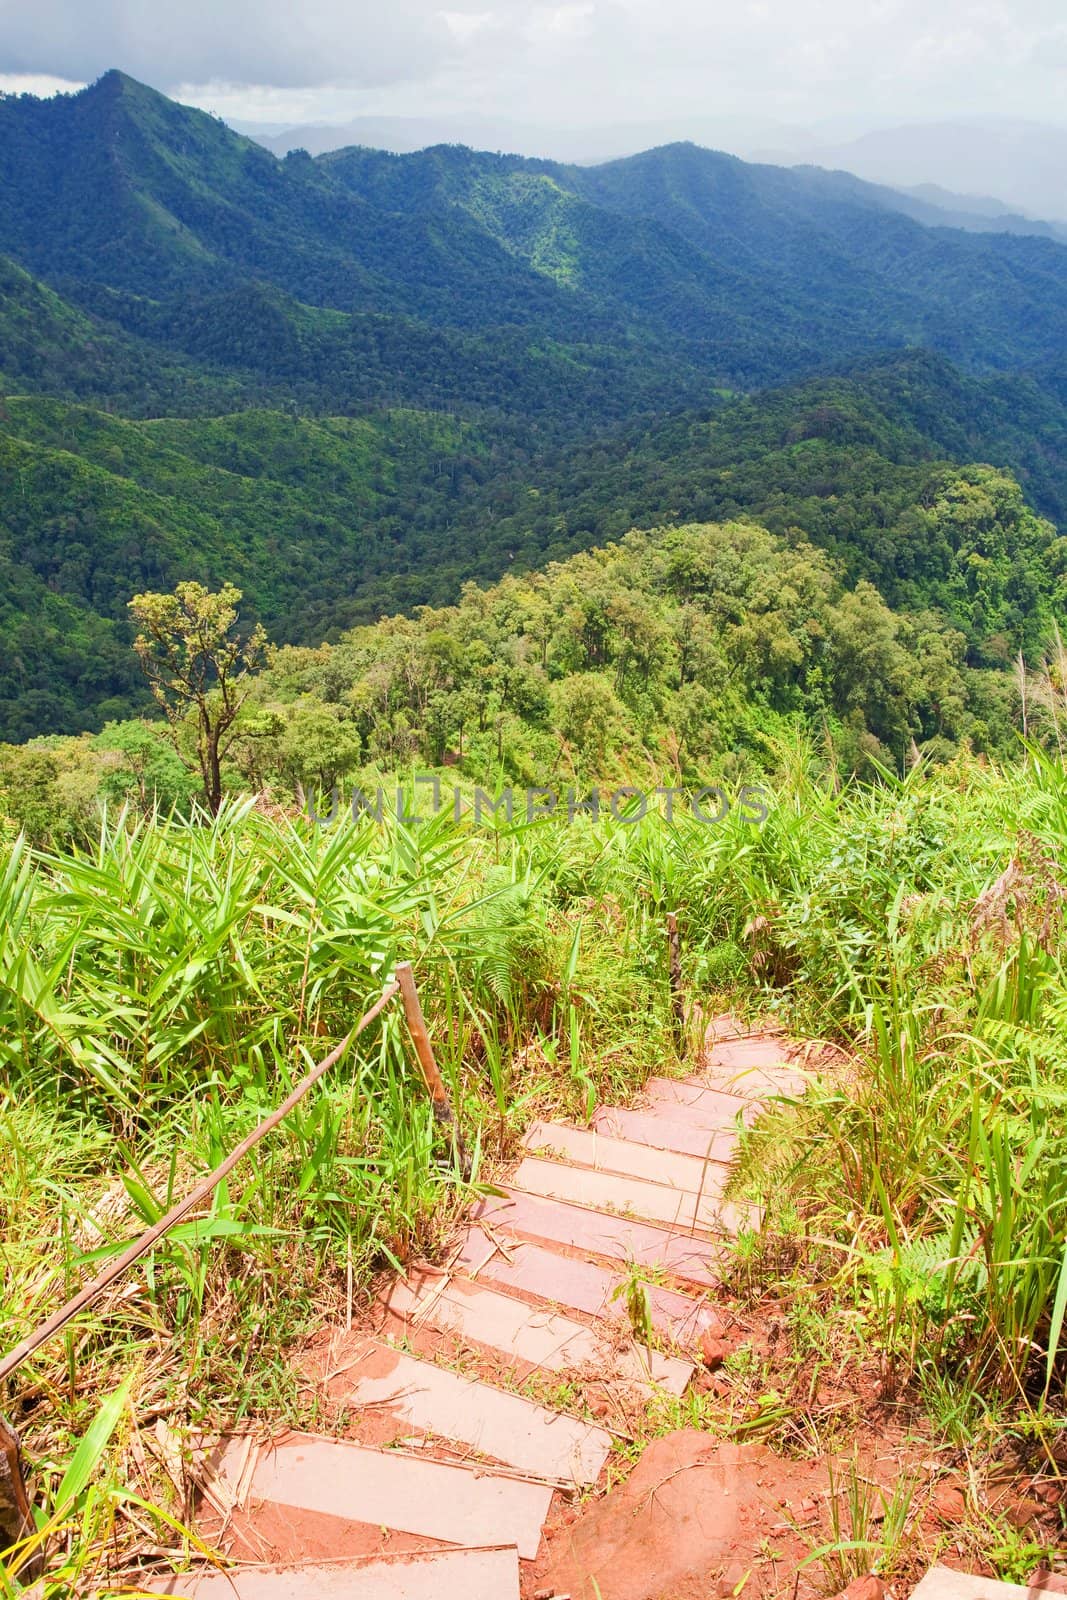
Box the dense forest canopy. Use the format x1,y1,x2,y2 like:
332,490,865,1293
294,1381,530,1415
1,70,1066,766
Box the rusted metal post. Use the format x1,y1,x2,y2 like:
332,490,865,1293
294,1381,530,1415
0,1419,37,1576
666,911,686,1056
395,962,470,1177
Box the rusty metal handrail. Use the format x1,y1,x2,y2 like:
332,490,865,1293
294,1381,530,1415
0,981,403,1387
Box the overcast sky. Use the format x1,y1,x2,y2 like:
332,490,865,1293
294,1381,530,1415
1,0,1066,133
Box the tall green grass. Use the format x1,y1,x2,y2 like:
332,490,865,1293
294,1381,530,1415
688,745,1067,1408
0,796,677,1416
5,748,1067,1586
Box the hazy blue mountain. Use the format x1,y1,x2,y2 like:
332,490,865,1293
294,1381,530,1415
755,119,1067,226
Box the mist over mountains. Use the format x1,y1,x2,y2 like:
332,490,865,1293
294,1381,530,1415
756,119,1067,227
237,108,1067,230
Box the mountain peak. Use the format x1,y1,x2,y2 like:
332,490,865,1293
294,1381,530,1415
77,69,217,126
81,67,143,100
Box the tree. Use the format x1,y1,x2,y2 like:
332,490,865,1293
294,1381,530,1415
128,583,267,815
276,704,362,798
93,720,200,814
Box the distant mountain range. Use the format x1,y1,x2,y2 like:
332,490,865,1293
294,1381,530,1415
754,119,1067,228
2,71,1067,740
5,70,1067,406
233,112,796,165
238,109,1067,233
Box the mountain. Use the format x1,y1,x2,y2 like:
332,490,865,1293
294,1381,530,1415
755,119,1067,228
895,183,1062,238
799,174,1067,245
5,74,1067,402
245,111,1067,244
3,349,1066,742
236,112,791,164
417,349,1067,649
319,139,1067,376
3,73,1067,744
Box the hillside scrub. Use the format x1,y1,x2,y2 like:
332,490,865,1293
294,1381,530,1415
4,519,1056,849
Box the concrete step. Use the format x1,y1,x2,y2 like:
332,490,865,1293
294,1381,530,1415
642,1077,763,1124
338,1339,611,1485
702,1043,810,1098
457,1228,716,1347
383,1272,694,1396
523,1120,733,1192
214,1433,551,1561
707,1037,792,1067
475,1188,723,1287
909,1567,1034,1600
151,1547,520,1600
594,1105,741,1162
512,1155,753,1235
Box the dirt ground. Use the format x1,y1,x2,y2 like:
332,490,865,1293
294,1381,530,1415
189,1272,1065,1600
190,1019,1066,1598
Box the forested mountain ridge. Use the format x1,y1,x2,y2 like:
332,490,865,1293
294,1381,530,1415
6,72,1067,399
428,351,1067,638
322,138,1067,372
2,352,1065,743
2,73,1067,749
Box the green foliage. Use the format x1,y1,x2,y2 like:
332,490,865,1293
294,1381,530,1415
4,75,1067,748
128,581,267,813
3,351,1065,742
93,720,199,812
7,69,1067,1579
6,74,1067,400
245,520,1024,800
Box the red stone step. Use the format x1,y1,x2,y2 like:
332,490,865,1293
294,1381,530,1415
456,1228,716,1347
150,1548,521,1600
909,1568,1033,1600
702,1042,810,1097
522,1121,731,1193
642,1078,762,1124
338,1339,612,1484
383,1272,694,1396
593,1105,740,1163
474,1188,724,1287
512,1156,752,1235
214,1433,552,1560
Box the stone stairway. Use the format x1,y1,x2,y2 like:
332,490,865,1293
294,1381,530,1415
159,1024,805,1600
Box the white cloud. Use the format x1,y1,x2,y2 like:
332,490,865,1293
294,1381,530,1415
0,0,452,92
1,0,1065,128
0,71,85,96
441,10,498,40
523,4,596,42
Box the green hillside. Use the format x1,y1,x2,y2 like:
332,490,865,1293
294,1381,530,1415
6,70,1067,1600
2,74,1067,746
7,73,1067,395
0,514,1034,845
323,139,1067,372
411,351,1067,658
0,253,262,413
3,353,1065,742
0,399,491,738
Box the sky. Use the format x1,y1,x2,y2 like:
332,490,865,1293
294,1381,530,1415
1,0,1066,133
